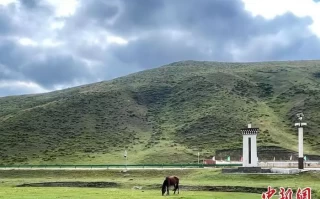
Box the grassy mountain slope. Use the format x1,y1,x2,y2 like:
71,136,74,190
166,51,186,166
1,60,320,164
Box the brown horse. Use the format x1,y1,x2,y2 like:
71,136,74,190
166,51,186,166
161,176,179,196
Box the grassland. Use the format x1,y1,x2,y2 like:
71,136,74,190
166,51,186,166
1,60,320,164
0,188,261,199
0,169,319,198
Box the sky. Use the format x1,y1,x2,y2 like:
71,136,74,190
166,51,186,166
0,0,320,97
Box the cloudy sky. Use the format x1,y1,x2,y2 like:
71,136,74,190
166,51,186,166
0,0,320,97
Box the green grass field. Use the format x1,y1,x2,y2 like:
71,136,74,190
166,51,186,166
0,169,319,198
0,188,261,199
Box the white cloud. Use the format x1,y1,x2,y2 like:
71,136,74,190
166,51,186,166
17,37,63,47
50,21,65,30
0,80,49,96
76,30,129,49
106,35,128,45
241,0,320,36
46,0,79,17
0,0,16,6
42,39,63,47
18,37,38,46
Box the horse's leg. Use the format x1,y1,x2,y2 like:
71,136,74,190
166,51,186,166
177,183,179,194
173,184,177,194
176,179,179,194
167,181,170,195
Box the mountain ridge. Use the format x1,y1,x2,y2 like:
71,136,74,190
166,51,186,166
1,60,320,164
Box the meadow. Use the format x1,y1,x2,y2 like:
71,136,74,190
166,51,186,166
0,188,261,199
0,168,319,198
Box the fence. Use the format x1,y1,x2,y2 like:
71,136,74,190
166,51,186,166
0,163,242,169
258,161,320,168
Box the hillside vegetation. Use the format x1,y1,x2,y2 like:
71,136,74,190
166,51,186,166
1,60,320,164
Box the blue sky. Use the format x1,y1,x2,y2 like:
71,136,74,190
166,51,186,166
0,0,320,97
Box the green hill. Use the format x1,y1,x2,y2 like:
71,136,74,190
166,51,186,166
1,60,320,165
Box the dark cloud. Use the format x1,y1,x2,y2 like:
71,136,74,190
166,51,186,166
0,1,53,39
0,64,21,80
267,34,320,61
21,54,94,88
68,0,119,30
0,5,14,35
81,0,119,20
19,0,53,13
19,0,39,9
0,39,96,89
0,1,91,92
1,0,320,96
64,0,317,67
0,40,32,70
71,0,313,42
110,32,215,68
109,0,167,34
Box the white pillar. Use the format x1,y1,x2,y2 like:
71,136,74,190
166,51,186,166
251,135,258,167
295,122,307,169
241,125,259,167
243,135,248,167
298,127,303,158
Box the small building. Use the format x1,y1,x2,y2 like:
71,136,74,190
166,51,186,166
203,159,216,165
